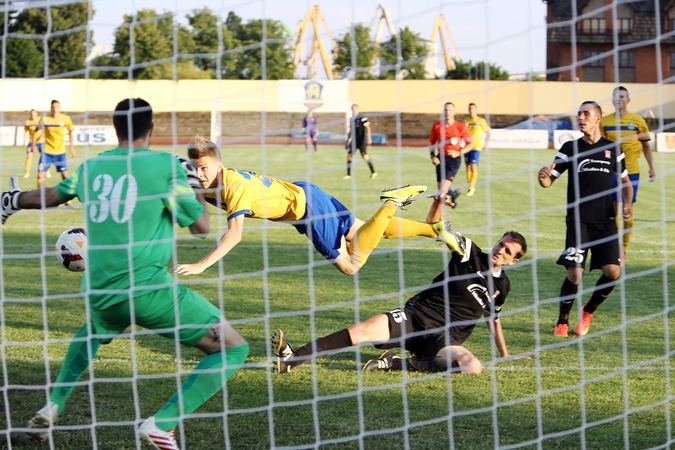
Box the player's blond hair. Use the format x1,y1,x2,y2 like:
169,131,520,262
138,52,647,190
187,135,221,160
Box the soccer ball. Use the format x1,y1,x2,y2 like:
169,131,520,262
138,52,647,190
55,227,87,272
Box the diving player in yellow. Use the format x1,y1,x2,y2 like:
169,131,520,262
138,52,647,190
173,136,464,277
23,109,43,179
600,86,656,259
36,100,75,188
462,103,490,197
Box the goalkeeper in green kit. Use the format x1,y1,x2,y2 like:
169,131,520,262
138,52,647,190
0,98,248,450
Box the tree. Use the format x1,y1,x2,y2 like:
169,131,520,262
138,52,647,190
229,17,294,80
445,59,509,80
92,8,208,80
333,24,377,80
11,2,93,77
0,36,44,77
379,26,430,80
186,8,237,78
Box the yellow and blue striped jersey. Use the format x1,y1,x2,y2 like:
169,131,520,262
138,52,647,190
600,112,649,174
40,113,74,154
463,116,490,150
204,167,306,222
24,119,43,144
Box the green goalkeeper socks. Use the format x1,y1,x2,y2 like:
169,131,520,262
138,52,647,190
154,343,249,431
50,325,101,414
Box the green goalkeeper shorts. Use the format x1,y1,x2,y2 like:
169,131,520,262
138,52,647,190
89,284,221,347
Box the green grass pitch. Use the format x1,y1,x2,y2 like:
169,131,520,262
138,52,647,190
1,143,674,449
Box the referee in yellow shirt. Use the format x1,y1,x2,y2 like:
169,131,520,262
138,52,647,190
463,103,491,196
35,100,75,188
600,86,656,260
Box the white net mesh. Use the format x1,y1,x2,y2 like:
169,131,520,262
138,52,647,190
1,0,675,449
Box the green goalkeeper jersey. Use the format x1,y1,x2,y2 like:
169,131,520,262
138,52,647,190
56,147,203,310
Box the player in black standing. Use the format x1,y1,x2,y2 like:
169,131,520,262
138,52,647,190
345,104,377,179
538,101,633,338
271,194,528,374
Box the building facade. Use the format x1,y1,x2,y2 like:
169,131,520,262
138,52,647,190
545,0,675,82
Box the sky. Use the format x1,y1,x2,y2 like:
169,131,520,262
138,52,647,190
88,0,548,77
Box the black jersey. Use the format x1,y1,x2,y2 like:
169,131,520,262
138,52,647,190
552,137,627,224
407,237,510,339
350,114,369,144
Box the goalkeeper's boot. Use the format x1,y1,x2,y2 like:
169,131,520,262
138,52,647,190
432,221,466,256
363,351,398,372
575,306,594,336
272,329,295,373
553,323,569,338
138,416,178,450
380,185,427,208
26,402,59,443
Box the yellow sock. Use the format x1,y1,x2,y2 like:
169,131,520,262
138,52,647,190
349,203,397,264
24,155,32,175
623,217,634,253
469,172,478,189
383,217,436,239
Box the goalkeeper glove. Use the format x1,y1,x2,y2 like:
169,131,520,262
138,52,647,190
175,155,201,189
1,174,22,225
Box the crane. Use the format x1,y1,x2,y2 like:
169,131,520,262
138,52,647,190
370,3,395,47
430,14,461,71
294,5,336,80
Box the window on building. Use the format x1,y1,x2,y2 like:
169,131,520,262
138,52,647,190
582,49,606,81
614,18,633,34
670,51,675,80
668,7,675,32
579,18,606,34
618,50,636,82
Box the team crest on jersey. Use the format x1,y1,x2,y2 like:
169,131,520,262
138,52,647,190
605,150,611,159
627,121,637,131
304,81,323,110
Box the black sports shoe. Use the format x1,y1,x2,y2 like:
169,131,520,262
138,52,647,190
362,351,399,372
447,188,460,209
271,329,295,373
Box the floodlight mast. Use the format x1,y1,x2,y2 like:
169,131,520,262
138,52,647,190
370,3,395,48
294,5,336,79
431,14,461,71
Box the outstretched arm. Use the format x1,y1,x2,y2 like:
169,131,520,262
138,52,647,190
485,315,509,357
538,164,557,188
484,312,531,360
174,213,245,275
642,141,656,181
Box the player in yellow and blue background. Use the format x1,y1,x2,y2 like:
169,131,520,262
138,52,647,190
463,103,491,197
35,100,75,188
600,86,656,260
23,109,43,179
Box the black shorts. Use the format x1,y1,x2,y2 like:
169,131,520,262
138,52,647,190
435,156,462,183
556,221,621,271
374,295,471,358
348,141,367,155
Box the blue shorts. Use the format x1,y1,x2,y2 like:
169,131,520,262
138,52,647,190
464,150,481,165
27,143,43,153
612,173,639,203
39,152,68,173
292,182,355,260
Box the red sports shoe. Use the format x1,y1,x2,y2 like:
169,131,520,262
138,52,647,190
553,323,569,337
576,306,594,336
